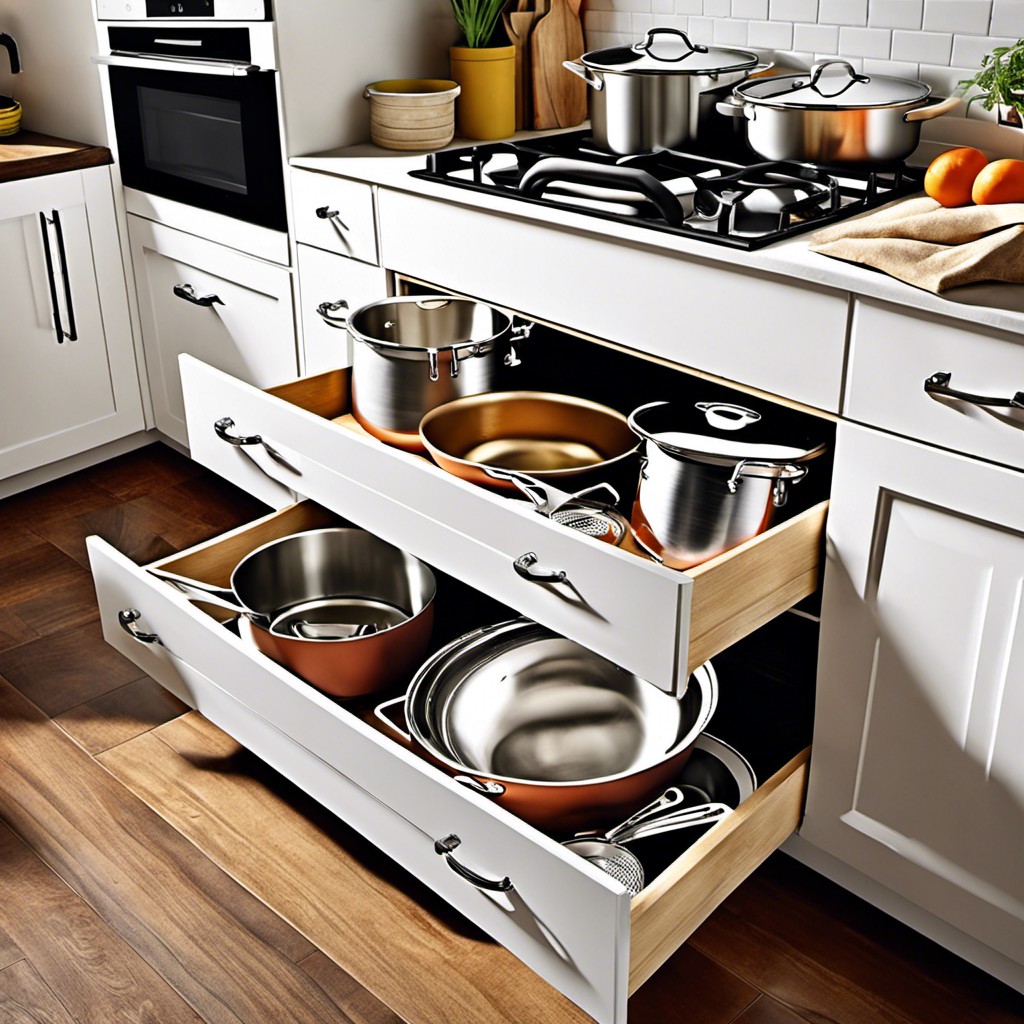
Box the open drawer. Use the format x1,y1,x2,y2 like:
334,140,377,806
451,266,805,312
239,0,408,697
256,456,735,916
89,500,811,1024
181,354,829,696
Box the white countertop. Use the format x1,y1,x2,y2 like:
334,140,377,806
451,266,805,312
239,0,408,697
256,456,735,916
293,133,1024,340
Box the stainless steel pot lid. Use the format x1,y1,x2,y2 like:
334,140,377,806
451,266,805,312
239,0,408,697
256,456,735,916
735,59,930,110
629,400,828,467
582,27,758,76
406,619,718,786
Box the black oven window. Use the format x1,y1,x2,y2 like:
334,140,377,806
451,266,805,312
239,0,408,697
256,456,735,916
137,87,248,195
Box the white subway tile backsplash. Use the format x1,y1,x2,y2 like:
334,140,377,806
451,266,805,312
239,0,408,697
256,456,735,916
923,1,992,34
747,18,796,46
819,0,869,25
770,0,819,20
890,28,953,62
705,0,731,17
652,0,675,13
862,56,921,75
793,21,840,50
732,0,769,17
675,0,704,12
713,15,750,40
989,1,1024,35
951,32,1015,65
689,14,716,35
838,25,893,55
917,61,977,92
869,0,923,29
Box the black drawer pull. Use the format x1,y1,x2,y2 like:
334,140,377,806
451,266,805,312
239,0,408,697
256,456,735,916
925,371,1024,410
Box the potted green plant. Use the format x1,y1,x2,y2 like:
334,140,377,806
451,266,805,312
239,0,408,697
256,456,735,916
449,0,515,140
959,38,1024,128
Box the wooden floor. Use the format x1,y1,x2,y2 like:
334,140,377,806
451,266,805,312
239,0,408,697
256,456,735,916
0,443,1022,1024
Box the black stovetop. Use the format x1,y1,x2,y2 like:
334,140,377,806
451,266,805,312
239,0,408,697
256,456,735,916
410,130,923,251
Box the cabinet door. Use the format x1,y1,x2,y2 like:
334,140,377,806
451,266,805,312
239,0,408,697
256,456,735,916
802,422,1024,968
0,170,144,478
129,216,298,446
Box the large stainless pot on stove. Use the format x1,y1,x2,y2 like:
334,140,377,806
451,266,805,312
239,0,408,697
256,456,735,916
564,27,769,154
327,295,531,452
375,619,718,832
629,400,827,569
718,59,961,164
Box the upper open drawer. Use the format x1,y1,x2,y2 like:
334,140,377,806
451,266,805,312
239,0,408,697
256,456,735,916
182,355,828,695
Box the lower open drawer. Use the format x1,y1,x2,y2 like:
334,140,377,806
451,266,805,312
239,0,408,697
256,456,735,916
89,500,810,1024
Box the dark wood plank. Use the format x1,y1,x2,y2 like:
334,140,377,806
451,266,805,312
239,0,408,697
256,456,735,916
0,542,92,610
0,621,147,717
0,132,112,184
0,608,38,656
731,995,812,1024
3,567,100,639
132,476,269,536
0,960,75,1024
0,822,201,1024
54,676,189,754
87,443,200,503
0,678,355,1021
0,478,118,535
298,953,404,1024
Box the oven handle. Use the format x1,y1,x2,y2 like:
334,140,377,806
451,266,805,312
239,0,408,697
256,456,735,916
91,53,262,76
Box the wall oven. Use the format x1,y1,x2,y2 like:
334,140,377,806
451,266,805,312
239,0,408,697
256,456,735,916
94,25,287,239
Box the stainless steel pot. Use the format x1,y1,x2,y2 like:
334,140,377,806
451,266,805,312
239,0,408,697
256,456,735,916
564,28,768,154
628,400,827,569
718,59,961,164
335,295,531,452
375,619,718,832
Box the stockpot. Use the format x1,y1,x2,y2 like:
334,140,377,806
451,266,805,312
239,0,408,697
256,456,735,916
331,295,531,452
718,59,961,164
564,28,769,155
628,400,827,569
375,619,718,832
150,529,436,698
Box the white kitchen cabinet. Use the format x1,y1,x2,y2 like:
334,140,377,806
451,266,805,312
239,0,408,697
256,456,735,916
291,169,379,264
802,421,1024,977
296,244,387,375
0,168,143,478
128,216,299,446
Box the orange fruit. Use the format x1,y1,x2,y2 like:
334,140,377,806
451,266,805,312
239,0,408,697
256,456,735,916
971,158,1024,205
924,147,989,207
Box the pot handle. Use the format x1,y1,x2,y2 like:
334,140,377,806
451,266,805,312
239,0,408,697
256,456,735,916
316,298,349,329
562,59,603,91
148,568,246,614
631,27,708,62
727,460,809,507
372,695,414,747
716,97,755,120
903,94,961,122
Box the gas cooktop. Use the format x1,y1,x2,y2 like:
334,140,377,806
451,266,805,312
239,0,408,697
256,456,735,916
410,130,923,251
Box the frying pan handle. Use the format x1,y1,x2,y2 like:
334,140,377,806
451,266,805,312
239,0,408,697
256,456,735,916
434,834,514,893
148,568,245,613
373,696,414,746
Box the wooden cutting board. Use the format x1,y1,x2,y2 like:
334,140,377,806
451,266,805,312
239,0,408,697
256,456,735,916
531,0,587,130
503,2,538,130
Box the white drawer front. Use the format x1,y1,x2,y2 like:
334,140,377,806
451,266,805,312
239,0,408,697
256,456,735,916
296,245,388,376
88,534,631,1024
181,356,694,695
376,190,849,413
846,299,1024,471
292,170,379,265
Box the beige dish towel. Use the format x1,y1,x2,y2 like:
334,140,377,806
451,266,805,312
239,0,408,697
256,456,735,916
809,195,1024,293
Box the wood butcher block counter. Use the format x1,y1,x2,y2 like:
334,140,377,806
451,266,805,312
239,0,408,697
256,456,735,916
0,131,112,184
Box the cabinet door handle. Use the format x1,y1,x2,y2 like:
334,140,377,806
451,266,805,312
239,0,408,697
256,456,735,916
434,834,514,892
316,299,349,329
315,206,350,230
214,417,302,476
118,609,163,646
49,209,78,341
174,283,224,307
513,551,568,585
925,371,1024,410
38,212,65,344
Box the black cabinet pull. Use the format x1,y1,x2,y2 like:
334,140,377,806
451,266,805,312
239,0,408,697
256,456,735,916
174,283,224,307
38,212,64,344
925,371,1024,410
50,210,78,342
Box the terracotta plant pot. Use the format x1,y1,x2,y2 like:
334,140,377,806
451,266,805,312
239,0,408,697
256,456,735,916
449,44,515,141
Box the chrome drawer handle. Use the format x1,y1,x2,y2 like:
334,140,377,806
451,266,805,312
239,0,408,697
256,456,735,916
924,371,1024,410
118,609,162,646
316,298,349,329
513,552,567,584
315,206,350,230
214,417,302,476
174,283,224,307
434,834,514,892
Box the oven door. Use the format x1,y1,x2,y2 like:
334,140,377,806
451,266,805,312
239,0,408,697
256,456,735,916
105,59,286,232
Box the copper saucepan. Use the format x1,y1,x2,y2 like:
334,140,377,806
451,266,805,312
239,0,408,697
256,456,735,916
150,528,436,698
375,619,718,832
419,391,639,492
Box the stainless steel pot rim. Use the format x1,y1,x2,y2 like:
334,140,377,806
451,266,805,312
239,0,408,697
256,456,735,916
405,618,719,787
691,733,757,804
228,528,437,643
347,294,513,356
734,64,931,111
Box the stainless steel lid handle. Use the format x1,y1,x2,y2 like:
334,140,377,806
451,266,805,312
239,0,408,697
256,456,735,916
631,27,708,61
513,552,568,584
118,609,162,646
806,59,871,98
434,834,514,893
924,371,1024,409
316,299,349,329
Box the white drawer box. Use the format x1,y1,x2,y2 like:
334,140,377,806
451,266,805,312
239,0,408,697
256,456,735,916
296,244,388,376
376,190,850,413
846,299,1024,471
181,356,828,697
88,500,809,1024
291,169,379,265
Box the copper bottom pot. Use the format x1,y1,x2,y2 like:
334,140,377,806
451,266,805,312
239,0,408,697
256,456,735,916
376,619,718,832
151,529,436,698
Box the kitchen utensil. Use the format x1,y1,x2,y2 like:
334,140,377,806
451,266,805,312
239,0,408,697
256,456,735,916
336,295,532,453
419,391,638,490
151,528,436,698
363,80,460,151
564,27,768,154
374,619,718,831
719,59,961,164
628,400,826,568
532,0,587,129
503,2,537,130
